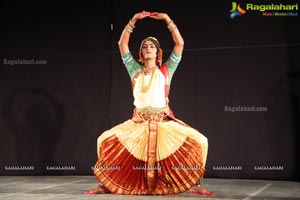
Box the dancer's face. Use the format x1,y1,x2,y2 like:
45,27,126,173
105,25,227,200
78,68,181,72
141,40,157,60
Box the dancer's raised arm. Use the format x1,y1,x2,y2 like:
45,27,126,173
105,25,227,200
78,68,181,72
149,12,184,54
118,11,150,55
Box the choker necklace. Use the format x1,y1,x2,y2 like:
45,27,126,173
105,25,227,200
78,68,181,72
143,66,157,75
141,67,157,93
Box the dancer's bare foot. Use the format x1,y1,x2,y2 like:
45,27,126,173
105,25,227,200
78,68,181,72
190,185,215,196
84,184,111,194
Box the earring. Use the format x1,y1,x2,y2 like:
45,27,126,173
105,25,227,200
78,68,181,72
156,48,163,65
139,52,144,63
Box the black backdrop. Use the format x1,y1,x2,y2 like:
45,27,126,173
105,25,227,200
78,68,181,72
0,0,299,181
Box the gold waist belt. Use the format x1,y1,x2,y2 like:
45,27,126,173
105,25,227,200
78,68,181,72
135,106,169,115
134,106,170,122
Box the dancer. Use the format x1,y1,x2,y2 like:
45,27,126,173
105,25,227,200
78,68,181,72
85,11,214,196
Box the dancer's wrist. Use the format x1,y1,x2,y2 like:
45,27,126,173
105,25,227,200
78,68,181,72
125,19,135,33
130,18,137,25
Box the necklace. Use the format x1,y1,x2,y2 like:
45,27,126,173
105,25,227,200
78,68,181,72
143,66,157,75
141,67,157,93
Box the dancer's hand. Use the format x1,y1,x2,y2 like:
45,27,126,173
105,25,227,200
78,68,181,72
148,12,171,23
131,11,151,23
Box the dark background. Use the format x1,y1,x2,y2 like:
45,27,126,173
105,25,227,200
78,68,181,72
0,0,299,181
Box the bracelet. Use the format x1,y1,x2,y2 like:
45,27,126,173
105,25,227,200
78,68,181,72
125,19,135,33
128,19,135,29
125,24,133,33
167,20,177,32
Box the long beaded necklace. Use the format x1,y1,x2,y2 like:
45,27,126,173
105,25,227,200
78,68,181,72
141,66,157,93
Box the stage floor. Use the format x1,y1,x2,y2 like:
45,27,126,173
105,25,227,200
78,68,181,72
0,176,299,200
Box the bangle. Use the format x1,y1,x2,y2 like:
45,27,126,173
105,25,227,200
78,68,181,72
125,19,135,33
167,20,177,32
128,19,135,29
125,24,133,33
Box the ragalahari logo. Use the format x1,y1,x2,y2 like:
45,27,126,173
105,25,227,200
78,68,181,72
230,2,246,19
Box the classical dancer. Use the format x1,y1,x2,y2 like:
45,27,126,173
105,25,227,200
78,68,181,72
85,11,214,196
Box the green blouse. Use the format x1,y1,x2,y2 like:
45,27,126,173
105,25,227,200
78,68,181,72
121,50,182,81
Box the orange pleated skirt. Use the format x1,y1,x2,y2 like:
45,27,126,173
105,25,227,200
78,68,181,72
94,111,208,195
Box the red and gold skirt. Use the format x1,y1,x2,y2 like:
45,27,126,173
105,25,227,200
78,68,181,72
94,107,208,195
